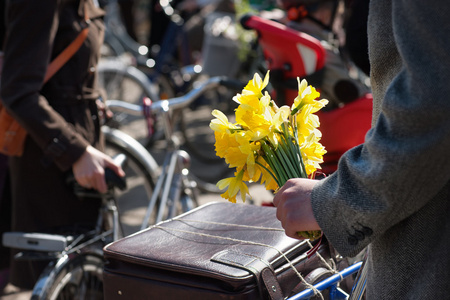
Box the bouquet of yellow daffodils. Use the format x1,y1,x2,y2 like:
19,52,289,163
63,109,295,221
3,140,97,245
210,72,328,240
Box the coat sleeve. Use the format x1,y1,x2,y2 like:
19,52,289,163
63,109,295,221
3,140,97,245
0,0,89,171
310,0,450,257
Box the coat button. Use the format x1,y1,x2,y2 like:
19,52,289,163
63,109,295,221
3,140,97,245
354,230,365,241
348,235,358,246
362,226,373,236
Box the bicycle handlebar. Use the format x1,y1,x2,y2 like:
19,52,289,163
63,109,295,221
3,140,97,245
106,76,245,116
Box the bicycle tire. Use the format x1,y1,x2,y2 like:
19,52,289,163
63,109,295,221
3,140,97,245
97,60,159,142
98,60,177,147
41,252,104,300
102,126,161,235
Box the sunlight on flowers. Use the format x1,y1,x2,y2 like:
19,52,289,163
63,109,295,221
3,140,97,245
217,170,250,203
233,72,270,104
210,72,328,241
210,71,328,201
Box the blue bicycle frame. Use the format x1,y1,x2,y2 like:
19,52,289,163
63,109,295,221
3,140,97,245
287,261,364,300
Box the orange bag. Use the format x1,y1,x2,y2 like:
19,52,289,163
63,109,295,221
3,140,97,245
0,102,27,156
0,4,90,156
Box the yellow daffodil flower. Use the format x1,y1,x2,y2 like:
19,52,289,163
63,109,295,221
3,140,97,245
210,109,240,133
210,73,327,207
217,170,249,203
233,71,270,103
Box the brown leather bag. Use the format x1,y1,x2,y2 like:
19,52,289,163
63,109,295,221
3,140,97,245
103,202,348,300
0,4,90,156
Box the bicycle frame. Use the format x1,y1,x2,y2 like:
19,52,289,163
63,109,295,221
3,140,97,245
2,155,128,299
102,126,159,178
287,261,363,300
24,197,118,298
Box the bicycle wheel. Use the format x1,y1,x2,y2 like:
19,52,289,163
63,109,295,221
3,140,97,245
45,253,104,300
102,126,160,235
98,59,177,148
97,60,158,142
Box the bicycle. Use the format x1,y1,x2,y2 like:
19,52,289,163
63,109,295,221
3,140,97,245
0,121,167,298
284,260,366,300
97,8,278,166
100,0,203,101
98,0,249,152
103,76,242,224
102,125,159,235
2,155,128,299
282,247,368,300
98,56,244,192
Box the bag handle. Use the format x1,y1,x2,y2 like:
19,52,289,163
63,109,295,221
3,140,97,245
44,1,90,82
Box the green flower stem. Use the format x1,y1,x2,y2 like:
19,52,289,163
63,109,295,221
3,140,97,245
291,104,304,116
261,142,289,184
278,124,302,180
271,153,289,184
260,143,280,182
280,135,303,178
292,144,307,179
256,161,281,187
291,124,308,178
281,124,307,179
276,142,300,183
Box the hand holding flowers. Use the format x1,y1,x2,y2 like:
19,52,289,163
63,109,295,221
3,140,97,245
209,72,328,240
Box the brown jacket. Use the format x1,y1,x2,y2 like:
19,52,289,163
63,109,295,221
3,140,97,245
0,0,105,288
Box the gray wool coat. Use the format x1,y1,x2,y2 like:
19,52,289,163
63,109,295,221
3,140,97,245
311,1,450,299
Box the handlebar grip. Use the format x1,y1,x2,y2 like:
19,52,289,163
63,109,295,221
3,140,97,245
239,13,254,30
105,167,127,191
66,154,127,197
106,153,127,191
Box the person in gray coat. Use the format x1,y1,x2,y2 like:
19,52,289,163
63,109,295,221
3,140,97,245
273,0,450,299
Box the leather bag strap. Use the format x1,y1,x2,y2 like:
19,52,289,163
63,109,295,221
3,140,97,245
211,250,285,300
44,1,90,82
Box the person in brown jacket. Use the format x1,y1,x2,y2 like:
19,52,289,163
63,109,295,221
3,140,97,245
0,0,124,291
